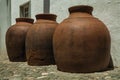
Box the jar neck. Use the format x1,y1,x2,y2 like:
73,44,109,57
69,12,93,18
16,18,34,24
35,14,57,21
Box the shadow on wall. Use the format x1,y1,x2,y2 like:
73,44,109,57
0,27,1,54
0,0,11,55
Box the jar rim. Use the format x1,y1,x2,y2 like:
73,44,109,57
16,17,34,24
35,13,57,21
69,5,93,15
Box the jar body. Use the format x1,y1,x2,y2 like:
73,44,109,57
26,19,58,66
53,13,111,73
6,22,32,62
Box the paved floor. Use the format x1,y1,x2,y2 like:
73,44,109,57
0,54,120,80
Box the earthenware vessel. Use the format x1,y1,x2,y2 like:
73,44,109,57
6,18,34,62
26,14,58,66
53,5,113,73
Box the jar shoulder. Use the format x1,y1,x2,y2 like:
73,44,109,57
63,17,103,24
31,21,58,28
59,17,107,29
56,17,109,35
7,24,30,35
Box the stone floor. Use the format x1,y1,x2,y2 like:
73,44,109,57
0,55,120,80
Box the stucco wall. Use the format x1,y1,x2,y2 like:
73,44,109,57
50,0,120,66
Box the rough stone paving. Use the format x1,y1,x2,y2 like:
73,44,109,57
0,54,120,80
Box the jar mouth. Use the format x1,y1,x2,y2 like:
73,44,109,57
16,18,34,24
35,13,57,21
69,5,93,15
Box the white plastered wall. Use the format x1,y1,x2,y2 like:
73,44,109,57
11,0,43,25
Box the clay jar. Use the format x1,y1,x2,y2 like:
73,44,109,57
26,14,58,66
53,5,113,73
6,18,34,62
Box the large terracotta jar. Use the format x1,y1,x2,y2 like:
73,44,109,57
6,18,34,62
53,5,113,73
26,14,58,66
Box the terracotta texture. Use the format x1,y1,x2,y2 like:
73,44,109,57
6,18,34,62
53,5,113,73
26,14,58,66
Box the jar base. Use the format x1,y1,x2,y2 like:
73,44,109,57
27,59,55,66
9,57,26,62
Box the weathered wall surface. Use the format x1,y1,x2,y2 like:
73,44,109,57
50,0,120,66
11,0,30,24
11,0,43,25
